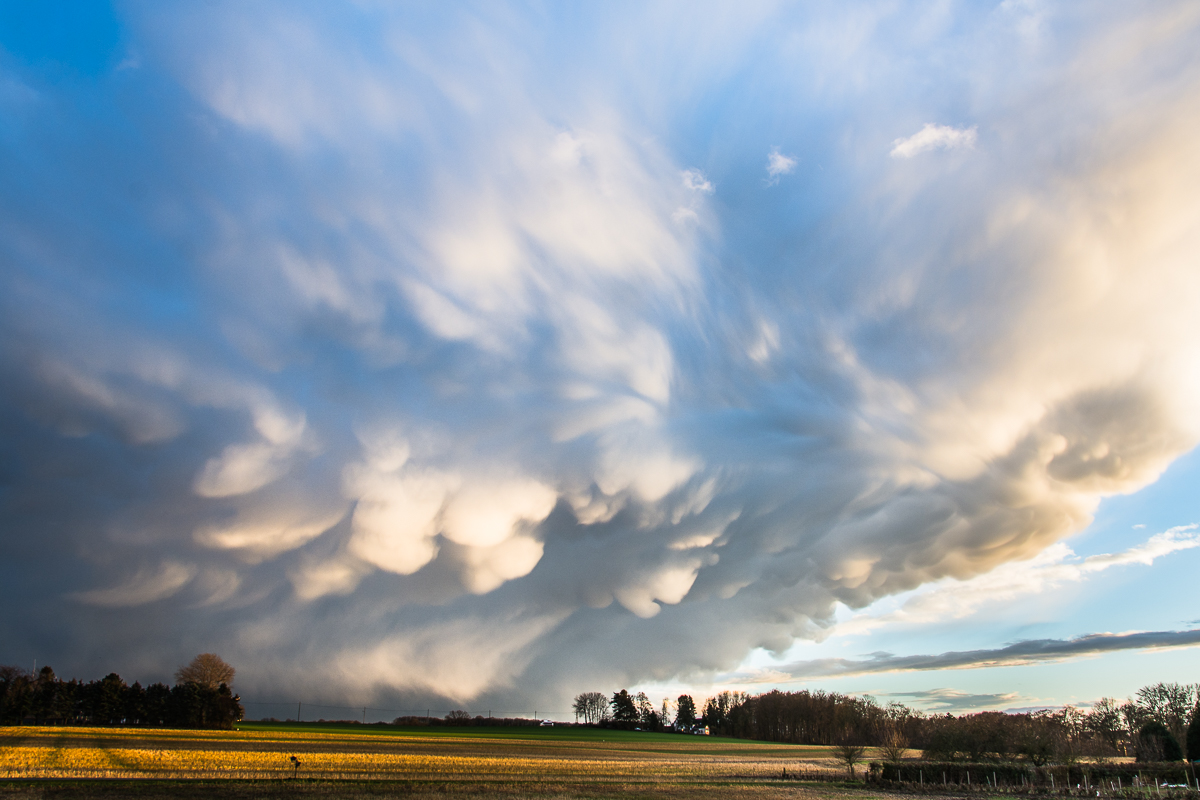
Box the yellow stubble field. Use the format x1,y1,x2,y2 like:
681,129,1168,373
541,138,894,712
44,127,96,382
0,724,853,783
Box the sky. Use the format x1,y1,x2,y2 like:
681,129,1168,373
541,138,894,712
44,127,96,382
1,1,1199,721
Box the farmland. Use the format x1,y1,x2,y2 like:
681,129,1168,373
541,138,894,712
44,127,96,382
0,723,885,798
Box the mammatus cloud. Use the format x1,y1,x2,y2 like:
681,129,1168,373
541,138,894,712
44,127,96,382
728,629,1200,684
1,2,1200,709
890,123,978,158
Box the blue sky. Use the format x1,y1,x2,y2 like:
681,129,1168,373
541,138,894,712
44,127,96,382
1,1,1199,717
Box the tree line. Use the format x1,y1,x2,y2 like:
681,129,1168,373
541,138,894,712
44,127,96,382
0,654,243,729
572,688,748,733
574,682,1200,764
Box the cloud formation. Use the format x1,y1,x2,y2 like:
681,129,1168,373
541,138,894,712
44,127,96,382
731,629,1200,684
890,123,978,158
831,525,1200,638
883,688,1029,714
1,2,1200,709
765,148,797,185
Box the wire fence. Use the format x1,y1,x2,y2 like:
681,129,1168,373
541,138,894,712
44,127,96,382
241,700,575,725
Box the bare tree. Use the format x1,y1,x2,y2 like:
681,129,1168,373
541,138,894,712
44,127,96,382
572,691,608,725
1085,697,1125,756
832,743,868,778
1135,683,1199,750
175,653,235,689
445,710,471,722
880,727,908,763
634,691,655,728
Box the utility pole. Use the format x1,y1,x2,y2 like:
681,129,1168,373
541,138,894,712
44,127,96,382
297,702,302,723
362,707,366,725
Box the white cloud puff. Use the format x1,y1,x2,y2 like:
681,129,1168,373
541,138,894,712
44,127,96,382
681,168,714,193
890,123,978,158
765,148,797,184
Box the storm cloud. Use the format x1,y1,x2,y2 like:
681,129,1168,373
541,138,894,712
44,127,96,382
2,2,1200,709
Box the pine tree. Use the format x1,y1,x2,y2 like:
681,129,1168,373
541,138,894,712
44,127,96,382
1138,720,1184,762
1186,702,1200,762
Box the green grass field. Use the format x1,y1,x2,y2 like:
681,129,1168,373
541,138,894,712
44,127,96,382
239,722,711,743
